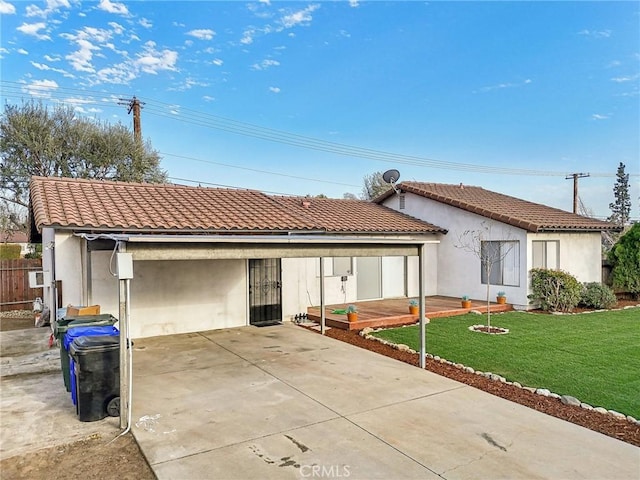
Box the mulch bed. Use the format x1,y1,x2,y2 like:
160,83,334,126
302,302,640,448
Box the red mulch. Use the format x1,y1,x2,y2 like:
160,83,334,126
302,301,640,447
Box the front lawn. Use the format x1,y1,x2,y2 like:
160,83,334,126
372,309,640,418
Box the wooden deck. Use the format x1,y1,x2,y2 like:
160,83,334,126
306,296,513,331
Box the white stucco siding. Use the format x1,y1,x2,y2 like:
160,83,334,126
528,232,603,283
385,193,529,306
128,259,247,338
41,228,56,311
53,232,84,309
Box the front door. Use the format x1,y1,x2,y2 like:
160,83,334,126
249,259,282,326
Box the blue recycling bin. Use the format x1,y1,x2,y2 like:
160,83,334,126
63,325,119,406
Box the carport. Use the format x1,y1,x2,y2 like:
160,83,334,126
80,233,438,429
131,323,639,479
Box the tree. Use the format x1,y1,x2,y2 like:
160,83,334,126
608,162,631,228
361,171,391,200
455,221,516,331
1,100,167,216
608,223,640,298
342,192,358,200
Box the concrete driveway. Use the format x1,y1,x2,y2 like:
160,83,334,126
131,323,639,479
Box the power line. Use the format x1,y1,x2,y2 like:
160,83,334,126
1,80,638,179
161,152,360,188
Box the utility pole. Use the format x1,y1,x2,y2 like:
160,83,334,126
118,96,145,144
565,173,590,214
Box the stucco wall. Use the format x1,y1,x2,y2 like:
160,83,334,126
384,193,529,307
527,232,603,283
93,257,248,338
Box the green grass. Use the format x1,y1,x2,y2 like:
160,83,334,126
372,309,640,418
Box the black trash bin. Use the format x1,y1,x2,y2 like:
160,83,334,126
54,314,118,392
69,335,120,422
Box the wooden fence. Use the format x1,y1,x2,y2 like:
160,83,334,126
0,259,43,312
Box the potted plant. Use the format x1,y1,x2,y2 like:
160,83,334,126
496,291,507,304
461,295,472,308
346,305,358,322
408,299,419,315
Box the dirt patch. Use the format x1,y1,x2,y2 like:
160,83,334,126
0,432,155,480
312,304,640,448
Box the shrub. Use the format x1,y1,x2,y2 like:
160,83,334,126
608,223,640,298
528,268,582,312
0,244,21,259
580,282,617,309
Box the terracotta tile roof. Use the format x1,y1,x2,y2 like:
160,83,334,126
272,196,445,234
380,182,619,232
30,176,319,233
29,176,443,235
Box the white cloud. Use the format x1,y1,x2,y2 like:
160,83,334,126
611,73,640,83
17,22,50,40
0,0,16,14
212,58,223,66
591,113,610,120
349,0,359,7
259,0,270,4
139,18,152,29
30,60,74,77
241,28,255,45
269,86,280,93
23,79,58,97
108,22,125,35
66,38,100,72
251,58,280,70
476,78,532,93
98,0,129,16
203,95,215,102
187,29,215,40
134,41,178,74
94,64,136,84
26,0,70,18
44,54,60,61
17,48,28,55
578,29,611,39
280,4,320,29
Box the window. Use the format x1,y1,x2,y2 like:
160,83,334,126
532,240,559,269
480,240,520,286
333,257,352,276
318,257,353,277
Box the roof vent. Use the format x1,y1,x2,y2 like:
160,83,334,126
459,183,464,190
301,200,311,208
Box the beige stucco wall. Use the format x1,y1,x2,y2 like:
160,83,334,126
527,232,603,283
384,193,530,308
91,256,248,338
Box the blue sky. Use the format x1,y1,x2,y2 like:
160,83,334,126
1,0,638,220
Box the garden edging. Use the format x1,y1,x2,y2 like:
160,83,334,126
359,325,640,427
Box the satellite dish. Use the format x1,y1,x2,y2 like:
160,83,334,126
382,169,401,194
382,169,400,184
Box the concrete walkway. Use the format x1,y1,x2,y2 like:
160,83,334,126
131,323,639,479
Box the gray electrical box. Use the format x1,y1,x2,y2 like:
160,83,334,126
116,253,134,279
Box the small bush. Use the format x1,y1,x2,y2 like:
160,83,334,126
528,268,582,312
580,282,617,309
0,244,21,259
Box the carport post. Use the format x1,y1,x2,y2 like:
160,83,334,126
418,243,426,369
319,257,326,334
117,243,130,429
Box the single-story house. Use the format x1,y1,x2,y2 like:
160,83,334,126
376,181,621,309
28,176,443,339
1,230,30,257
